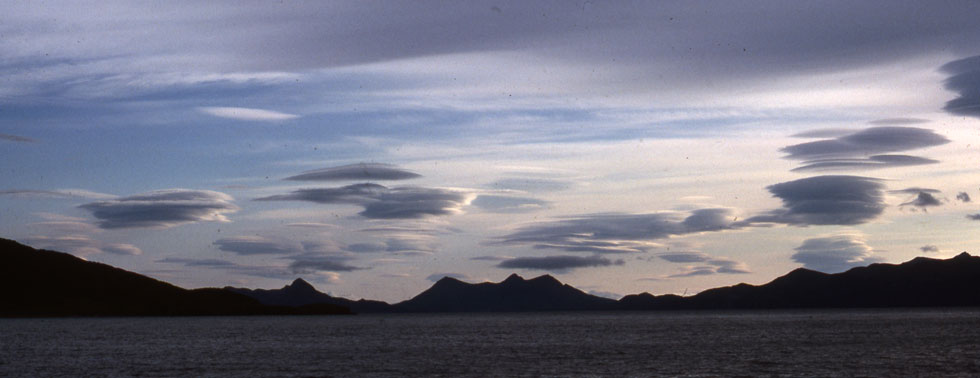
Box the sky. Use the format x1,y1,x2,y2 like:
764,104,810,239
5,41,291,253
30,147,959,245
3,1,980,302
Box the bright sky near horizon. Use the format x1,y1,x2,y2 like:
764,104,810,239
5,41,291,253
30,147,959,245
3,1,980,302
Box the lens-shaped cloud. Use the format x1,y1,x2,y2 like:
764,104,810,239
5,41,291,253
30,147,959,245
284,163,421,181
79,189,239,229
942,55,980,118
494,208,739,254
791,233,882,273
256,183,472,219
747,175,885,226
783,127,948,172
497,255,623,272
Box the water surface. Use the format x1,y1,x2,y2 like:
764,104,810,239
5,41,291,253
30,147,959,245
3,309,980,377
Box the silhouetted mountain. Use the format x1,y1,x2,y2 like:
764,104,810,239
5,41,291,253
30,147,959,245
227,278,393,313
393,273,619,312
620,252,980,310
0,238,350,317
8,235,980,316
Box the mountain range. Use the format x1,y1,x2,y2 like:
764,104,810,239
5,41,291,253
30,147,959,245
4,236,980,316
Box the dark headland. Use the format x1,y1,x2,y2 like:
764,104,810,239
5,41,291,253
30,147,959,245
0,238,349,317
4,237,980,317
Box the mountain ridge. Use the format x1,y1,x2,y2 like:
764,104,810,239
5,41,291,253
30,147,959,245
5,236,980,316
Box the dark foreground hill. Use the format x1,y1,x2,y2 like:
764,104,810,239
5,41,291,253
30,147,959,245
0,238,349,317
620,252,980,310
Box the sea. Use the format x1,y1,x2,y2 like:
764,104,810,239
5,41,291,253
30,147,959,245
2,309,980,377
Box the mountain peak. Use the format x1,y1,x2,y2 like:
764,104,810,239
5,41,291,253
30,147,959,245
954,251,972,260
529,274,562,286
502,273,525,284
286,278,316,293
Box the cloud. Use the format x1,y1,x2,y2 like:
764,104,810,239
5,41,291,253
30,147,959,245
495,208,740,254
891,187,944,210
941,55,980,118
284,222,340,229
0,133,36,143
497,255,623,272
899,192,942,209
287,254,364,273
471,195,550,213
791,233,882,273
668,267,719,278
157,257,293,279
0,189,117,200
920,245,939,253
256,183,387,204
27,221,101,235
867,118,929,125
22,235,142,257
346,242,388,253
256,183,472,219
665,257,750,277
284,163,421,181
957,192,971,203
79,189,239,229
782,127,949,172
746,176,885,226
967,214,980,221
214,236,304,255
157,257,237,267
657,252,711,263
791,155,939,172
101,243,144,256
470,255,513,261
487,178,573,192
426,273,469,282
198,106,299,121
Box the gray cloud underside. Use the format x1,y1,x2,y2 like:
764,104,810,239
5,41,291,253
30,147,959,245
782,127,948,172
666,257,751,277
791,155,939,172
791,234,882,273
284,163,421,182
867,118,929,125
156,257,294,279
967,214,980,221
256,183,471,219
496,208,738,254
890,187,941,195
942,55,980,118
0,189,116,200
79,189,238,229
746,175,885,226
920,245,939,253
471,195,550,213
214,236,306,255
0,133,36,143
10,2,980,98
497,255,623,272
899,192,943,209
657,252,711,263
287,254,364,273
957,192,972,202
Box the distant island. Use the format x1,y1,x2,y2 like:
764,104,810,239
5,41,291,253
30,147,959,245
3,236,980,317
